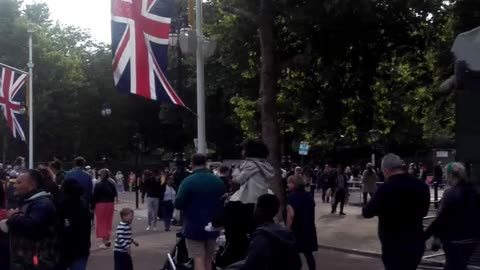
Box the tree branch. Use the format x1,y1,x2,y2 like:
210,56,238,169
221,3,258,24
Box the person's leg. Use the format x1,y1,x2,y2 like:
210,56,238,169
69,256,89,270
331,193,338,213
322,186,327,202
205,239,217,270
303,252,316,270
152,198,159,228
163,201,173,231
339,191,346,214
186,239,207,270
363,192,368,205
146,197,154,227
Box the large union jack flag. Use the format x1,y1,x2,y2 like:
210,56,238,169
112,0,185,106
0,65,27,141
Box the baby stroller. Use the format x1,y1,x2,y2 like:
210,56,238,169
162,232,237,270
162,232,192,270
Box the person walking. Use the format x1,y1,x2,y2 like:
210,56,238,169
115,171,125,193
58,180,92,270
49,159,65,187
236,194,301,270
433,161,444,202
37,165,61,205
331,165,349,215
361,163,378,205
114,208,139,270
128,172,136,192
286,176,318,270
175,154,226,270
65,157,93,203
92,169,118,248
363,153,430,270
425,162,480,270
141,170,162,231
320,164,332,203
222,139,274,267
0,170,59,270
161,174,176,231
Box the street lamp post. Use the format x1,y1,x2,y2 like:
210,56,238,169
369,129,380,167
132,133,143,209
27,24,35,169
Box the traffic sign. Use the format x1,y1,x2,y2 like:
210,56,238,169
299,142,309,156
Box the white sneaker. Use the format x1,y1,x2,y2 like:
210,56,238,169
146,226,151,231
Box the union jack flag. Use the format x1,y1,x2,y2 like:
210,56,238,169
0,65,27,141
111,0,185,106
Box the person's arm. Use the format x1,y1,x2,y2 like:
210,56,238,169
232,162,258,185
286,205,295,230
240,234,271,270
7,200,55,236
425,189,448,238
362,184,385,218
175,179,189,210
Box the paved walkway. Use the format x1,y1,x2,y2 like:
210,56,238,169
87,190,443,269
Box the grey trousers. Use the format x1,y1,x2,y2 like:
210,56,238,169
147,197,160,227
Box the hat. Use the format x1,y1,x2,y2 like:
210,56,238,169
9,170,18,178
85,165,92,170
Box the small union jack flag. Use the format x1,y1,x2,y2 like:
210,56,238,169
111,0,185,106
0,65,27,141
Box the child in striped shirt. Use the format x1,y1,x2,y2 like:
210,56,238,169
114,208,139,270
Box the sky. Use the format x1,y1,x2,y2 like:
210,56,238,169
25,0,112,43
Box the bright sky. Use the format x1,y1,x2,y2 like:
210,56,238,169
25,0,112,43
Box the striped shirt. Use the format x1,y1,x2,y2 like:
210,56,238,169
114,221,132,252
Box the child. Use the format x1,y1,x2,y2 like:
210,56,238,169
114,208,139,270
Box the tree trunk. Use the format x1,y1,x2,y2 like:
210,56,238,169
259,0,284,216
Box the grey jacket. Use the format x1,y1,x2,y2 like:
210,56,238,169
230,158,275,204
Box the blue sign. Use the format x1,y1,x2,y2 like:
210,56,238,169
299,142,309,156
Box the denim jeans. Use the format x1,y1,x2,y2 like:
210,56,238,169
147,197,160,227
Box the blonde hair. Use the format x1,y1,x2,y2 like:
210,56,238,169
288,175,306,190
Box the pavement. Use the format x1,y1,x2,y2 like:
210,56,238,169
87,190,442,270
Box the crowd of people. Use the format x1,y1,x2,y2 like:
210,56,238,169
1,142,479,270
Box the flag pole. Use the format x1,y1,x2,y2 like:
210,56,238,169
196,0,206,155
27,24,34,169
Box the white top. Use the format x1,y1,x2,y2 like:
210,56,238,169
163,185,176,202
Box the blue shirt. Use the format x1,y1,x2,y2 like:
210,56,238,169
65,168,93,203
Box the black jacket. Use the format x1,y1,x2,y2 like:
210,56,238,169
426,183,480,242
363,173,430,241
240,223,301,270
92,179,117,206
142,177,162,199
58,197,91,265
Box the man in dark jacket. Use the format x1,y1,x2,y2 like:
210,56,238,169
363,153,430,270
239,194,301,270
58,180,91,270
175,154,225,270
1,170,59,270
65,157,93,203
